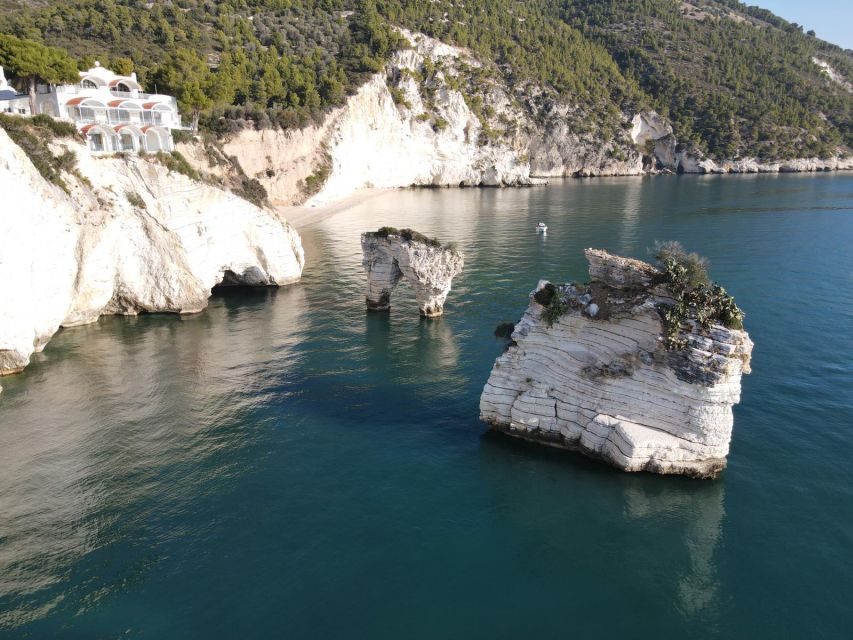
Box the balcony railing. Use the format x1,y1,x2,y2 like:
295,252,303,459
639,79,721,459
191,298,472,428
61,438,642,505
71,107,181,128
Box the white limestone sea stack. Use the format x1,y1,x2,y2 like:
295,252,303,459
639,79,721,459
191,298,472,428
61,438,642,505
0,128,304,380
480,249,753,478
361,229,464,317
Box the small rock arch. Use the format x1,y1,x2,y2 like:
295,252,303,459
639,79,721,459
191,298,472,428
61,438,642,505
361,229,464,317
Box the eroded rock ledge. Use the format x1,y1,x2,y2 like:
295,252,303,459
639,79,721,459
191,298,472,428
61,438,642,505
480,248,753,478
361,228,464,317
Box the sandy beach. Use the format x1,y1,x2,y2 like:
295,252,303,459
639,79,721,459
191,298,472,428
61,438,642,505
279,189,390,229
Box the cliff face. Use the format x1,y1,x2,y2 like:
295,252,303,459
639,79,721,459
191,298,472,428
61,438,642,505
529,102,643,178
361,231,464,317
185,30,851,208
480,249,753,478
207,31,540,208
0,129,304,379
204,31,657,206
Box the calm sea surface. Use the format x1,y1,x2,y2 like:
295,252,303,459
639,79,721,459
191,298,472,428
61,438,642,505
1,174,852,638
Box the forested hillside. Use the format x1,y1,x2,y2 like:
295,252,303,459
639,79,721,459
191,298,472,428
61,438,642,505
0,0,850,161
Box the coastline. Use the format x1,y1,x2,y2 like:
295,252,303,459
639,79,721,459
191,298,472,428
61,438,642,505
278,165,853,230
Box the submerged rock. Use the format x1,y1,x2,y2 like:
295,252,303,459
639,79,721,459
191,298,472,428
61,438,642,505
361,229,464,317
479,248,753,478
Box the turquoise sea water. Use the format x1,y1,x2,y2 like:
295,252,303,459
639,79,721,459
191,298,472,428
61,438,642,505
1,174,852,638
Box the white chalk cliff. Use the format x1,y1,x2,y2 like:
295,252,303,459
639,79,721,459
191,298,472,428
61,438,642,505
198,31,659,207
187,30,851,209
361,230,464,317
0,129,304,380
480,249,753,478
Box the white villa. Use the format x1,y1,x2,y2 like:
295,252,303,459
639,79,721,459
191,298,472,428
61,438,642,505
1,62,184,154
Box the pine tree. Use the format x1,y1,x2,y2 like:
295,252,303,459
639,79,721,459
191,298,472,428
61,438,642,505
0,34,78,114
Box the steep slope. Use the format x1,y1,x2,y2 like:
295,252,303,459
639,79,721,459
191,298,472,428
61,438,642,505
181,31,644,207
559,0,853,160
178,29,849,208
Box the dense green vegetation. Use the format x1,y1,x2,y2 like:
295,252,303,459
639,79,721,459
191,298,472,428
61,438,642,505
559,0,853,159
0,33,78,113
652,241,744,350
0,0,850,160
0,0,404,132
370,226,448,248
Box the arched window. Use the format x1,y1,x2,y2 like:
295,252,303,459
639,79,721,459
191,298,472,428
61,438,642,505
82,79,98,89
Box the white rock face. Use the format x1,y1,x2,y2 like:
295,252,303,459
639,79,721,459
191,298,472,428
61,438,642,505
480,249,753,478
0,132,79,375
361,231,464,317
213,30,659,205
308,32,537,205
813,57,853,94
676,152,853,174
197,31,851,207
529,108,644,177
0,129,304,378
627,111,681,171
630,111,672,146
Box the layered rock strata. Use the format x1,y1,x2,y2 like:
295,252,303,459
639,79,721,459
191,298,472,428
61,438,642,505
361,231,464,317
480,249,753,478
0,128,305,379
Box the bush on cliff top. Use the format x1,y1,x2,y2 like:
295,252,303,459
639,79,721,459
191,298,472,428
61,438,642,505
30,114,76,138
652,241,744,350
153,150,200,181
533,283,575,328
0,113,79,192
374,226,399,238
653,240,710,294
371,226,447,249
400,228,442,248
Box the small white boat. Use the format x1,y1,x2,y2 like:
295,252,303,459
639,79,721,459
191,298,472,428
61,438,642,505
536,222,548,233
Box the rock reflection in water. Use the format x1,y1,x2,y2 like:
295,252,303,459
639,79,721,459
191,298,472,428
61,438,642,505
0,285,308,627
477,431,724,628
623,482,724,621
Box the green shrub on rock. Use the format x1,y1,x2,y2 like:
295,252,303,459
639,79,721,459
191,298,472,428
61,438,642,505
399,228,443,248
652,241,745,350
533,283,573,327
375,226,399,238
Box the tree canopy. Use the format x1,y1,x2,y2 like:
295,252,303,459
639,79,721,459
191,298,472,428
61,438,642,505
0,0,849,160
0,34,78,112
